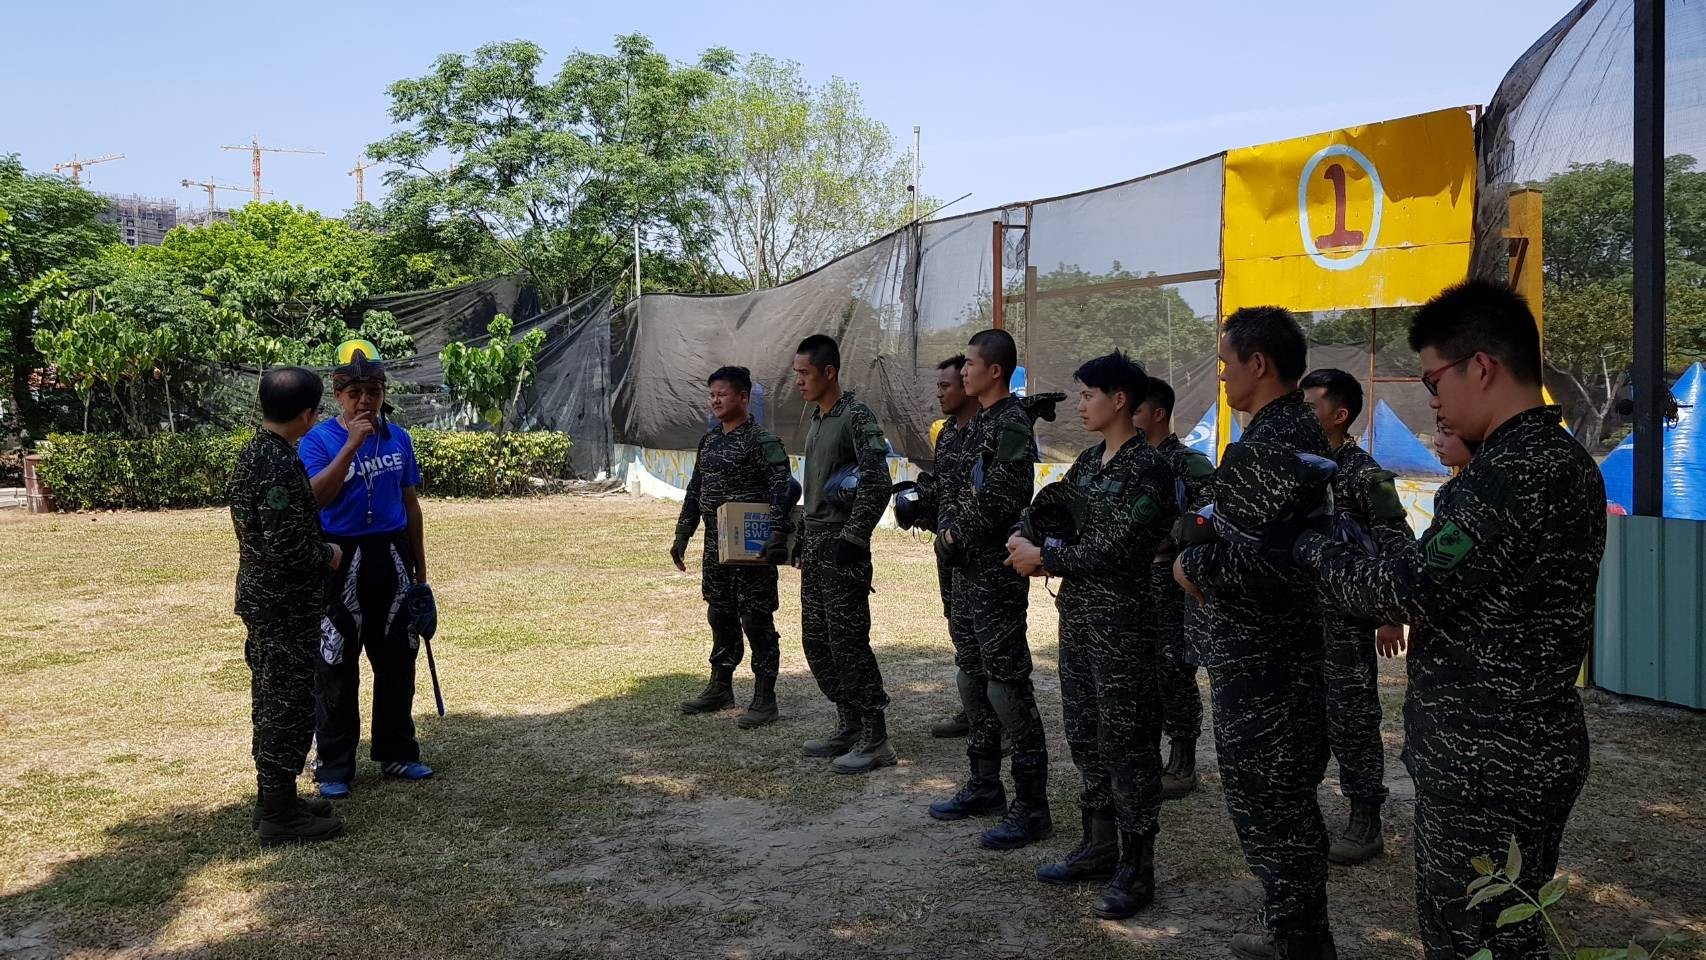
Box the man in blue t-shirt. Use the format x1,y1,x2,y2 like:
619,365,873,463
299,347,433,798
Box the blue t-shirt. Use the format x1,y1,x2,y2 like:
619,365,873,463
300,418,421,536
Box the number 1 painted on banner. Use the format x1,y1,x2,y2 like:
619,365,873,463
1315,163,1365,250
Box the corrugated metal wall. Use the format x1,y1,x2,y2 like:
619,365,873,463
1595,515,1706,709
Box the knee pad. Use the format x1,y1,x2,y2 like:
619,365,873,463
987,679,1037,727
955,669,983,710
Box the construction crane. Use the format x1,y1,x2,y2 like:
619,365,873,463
180,177,270,212
53,152,124,184
348,157,380,204
220,135,323,201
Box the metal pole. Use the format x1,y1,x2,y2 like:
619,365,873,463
1368,309,1378,454
633,222,642,301
991,221,1004,330
1634,0,1666,517
913,126,922,225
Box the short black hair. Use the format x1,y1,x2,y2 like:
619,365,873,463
1143,377,1176,415
967,329,1018,385
1300,367,1364,426
1224,306,1307,383
796,335,840,373
707,365,752,395
259,366,323,423
1073,350,1149,409
937,354,967,373
1408,280,1542,386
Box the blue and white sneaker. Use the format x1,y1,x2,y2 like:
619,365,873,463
317,781,352,799
381,761,433,781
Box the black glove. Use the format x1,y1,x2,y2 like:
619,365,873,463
762,529,790,565
406,583,438,641
670,534,689,568
934,525,966,568
832,537,870,566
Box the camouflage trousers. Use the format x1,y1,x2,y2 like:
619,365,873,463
1208,645,1332,937
701,528,780,679
950,552,1047,780
243,613,319,793
1324,611,1387,803
1059,618,1162,835
1150,563,1203,743
1414,789,1577,960
799,524,889,714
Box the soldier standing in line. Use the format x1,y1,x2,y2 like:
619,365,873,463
229,367,345,846
1131,377,1214,800
1285,281,1604,960
791,335,897,774
671,365,794,728
1173,307,1338,960
1008,351,1176,919
928,328,1052,851
1299,368,1414,866
923,354,981,740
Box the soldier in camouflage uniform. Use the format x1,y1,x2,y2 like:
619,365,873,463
672,366,795,728
791,335,897,774
1173,307,1337,960
1132,377,1214,800
1010,352,1177,919
229,367,345,847
1287,282,1603,960
1300,368,1415,866
928,328,1052,851
923,355,980,739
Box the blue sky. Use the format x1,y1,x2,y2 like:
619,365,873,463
5,1,1574,217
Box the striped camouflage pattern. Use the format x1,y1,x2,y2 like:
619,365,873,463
1150,434,1214,740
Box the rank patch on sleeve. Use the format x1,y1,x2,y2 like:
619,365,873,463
1130,494,1158,524
1423,520,1474,572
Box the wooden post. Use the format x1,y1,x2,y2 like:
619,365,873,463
991,220,1005,330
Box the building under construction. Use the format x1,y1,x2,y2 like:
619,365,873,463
98,194,178,247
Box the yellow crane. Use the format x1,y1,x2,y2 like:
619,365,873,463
53,152,124,184
180,177,270,212
220,135,323,201
348,157,380,204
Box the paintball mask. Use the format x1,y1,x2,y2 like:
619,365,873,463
1013,480,1086,552
891,476,933,532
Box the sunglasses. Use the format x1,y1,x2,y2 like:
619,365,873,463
1421,355,1473,397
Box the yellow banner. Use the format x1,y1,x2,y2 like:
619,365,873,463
1221,108,1475,313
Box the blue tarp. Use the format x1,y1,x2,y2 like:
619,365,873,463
1183,404,1239,463
1360,399,1449,477
1601,363,1706,519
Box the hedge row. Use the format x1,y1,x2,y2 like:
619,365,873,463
35,429,573,511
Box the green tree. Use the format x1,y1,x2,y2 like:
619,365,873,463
0,155,117,436
1534,156,1706,444
440,314,547,431
368,36,736,302
707,54,924,289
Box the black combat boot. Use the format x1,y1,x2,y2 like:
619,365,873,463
1230,931,1338,960
980,772,1052,850
1035,808,1117,884
251,793,334,827
1091,829,1156,919
1159,737,1198,800
930,711,970,738
802,704,862,758
929,753,1007,821
830,710,897,774
256,787,345,848
680,668,735,715
736,675,779,729
1327,799,1384,865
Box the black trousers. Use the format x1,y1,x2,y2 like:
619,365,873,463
313,531,420,784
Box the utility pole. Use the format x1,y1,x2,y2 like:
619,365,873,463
349,158,379,204
1633,0,1666,516
633,223,642,301
220,135,324,201
912,126,922,224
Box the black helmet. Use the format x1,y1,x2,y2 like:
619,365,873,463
1212,442,1337,531
785,477,803,509
824,463,860,507
1014,480,1085,549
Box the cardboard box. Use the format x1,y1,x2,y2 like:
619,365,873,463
716,502,801,565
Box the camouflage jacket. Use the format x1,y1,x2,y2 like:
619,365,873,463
1178,391,1331,665
1041,435,1177,623
1297,406,1605,807
801,391,891,547
941,394,1038,561
1328,440,1414,555
230,428,332,621
676,419,793,540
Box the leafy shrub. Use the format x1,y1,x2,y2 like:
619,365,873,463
34,428,572,510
